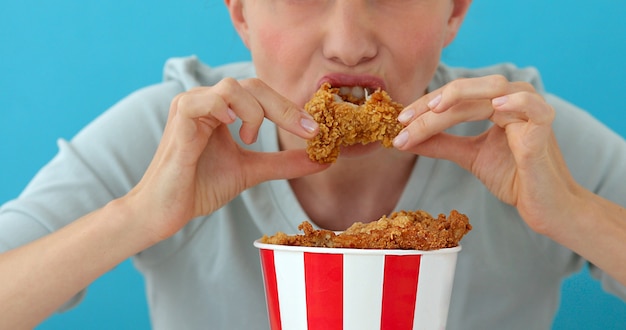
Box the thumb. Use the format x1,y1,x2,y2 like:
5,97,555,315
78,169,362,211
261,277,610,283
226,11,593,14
245,149,330,184
406,133,477,171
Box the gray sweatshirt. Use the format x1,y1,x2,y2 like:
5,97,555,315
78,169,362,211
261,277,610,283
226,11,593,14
2,57,625,329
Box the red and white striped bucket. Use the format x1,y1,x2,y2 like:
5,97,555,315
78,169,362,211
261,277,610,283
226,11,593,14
254,240,460,330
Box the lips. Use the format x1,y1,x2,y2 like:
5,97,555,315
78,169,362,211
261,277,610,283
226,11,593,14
319,74,385,105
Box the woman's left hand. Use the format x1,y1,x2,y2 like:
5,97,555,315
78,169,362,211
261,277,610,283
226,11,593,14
393,75,583,235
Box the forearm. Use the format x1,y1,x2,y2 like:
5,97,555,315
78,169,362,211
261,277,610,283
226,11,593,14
0,198,155,329
549,188,626,287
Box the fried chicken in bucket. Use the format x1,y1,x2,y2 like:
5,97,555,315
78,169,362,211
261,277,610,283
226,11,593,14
260,210,472,250
305,83,404,163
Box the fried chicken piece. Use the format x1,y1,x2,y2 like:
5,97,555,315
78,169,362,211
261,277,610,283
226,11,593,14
305,83,404,164
260,210,472,250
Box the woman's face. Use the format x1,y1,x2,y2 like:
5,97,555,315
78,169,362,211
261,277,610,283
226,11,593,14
228,0,469,108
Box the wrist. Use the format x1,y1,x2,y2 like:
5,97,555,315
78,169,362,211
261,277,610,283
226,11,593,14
100,196,163,254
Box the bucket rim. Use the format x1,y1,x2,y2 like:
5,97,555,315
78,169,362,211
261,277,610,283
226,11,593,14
253,239,461,255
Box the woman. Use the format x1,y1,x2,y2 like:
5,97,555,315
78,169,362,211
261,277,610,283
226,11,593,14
1,1,625,329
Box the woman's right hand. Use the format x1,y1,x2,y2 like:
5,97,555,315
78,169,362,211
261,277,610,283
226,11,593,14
125,78,328,242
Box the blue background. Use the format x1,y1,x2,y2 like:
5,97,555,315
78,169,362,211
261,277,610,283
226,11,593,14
1,0,625,329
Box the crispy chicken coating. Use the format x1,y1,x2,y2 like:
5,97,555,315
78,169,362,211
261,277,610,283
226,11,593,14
260,210,472,250
305,83,404,163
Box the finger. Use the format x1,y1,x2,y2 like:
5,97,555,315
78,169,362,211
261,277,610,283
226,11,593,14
394,99,493,149
398,76,533,125
244,149,330,185
209,78,267,144
159,91,234,153
240,79,319,140
403,132,477,168
430,77,534,113
491,91,555,127
491,91,557,160
175,85,239,125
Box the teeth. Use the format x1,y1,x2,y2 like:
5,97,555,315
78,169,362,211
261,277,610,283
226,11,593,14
350,86,365,100
337,85,372,100
339,86,352,96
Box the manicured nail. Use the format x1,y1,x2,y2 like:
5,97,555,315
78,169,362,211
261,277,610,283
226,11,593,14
398,108,415,123
393,130,409,148
427,94,442,109
492,96,508,107
300,117,318,133
227,108,237,121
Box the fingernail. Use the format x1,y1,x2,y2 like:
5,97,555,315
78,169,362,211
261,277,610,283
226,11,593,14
398,108,415,123
492,96,508,107
227,108,237,121
300,117,318,133
427,94,442,109
393,130,409,148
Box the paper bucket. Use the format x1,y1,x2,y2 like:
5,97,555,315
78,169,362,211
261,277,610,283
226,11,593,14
254,240,460,330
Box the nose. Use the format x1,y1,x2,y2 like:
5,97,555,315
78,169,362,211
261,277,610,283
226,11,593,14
321,2,378,67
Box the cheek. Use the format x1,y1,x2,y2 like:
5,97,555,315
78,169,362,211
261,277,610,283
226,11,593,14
249,28,282,66
388,27,448,103
397,16,449,62
248,27,315,104
250,24,311,73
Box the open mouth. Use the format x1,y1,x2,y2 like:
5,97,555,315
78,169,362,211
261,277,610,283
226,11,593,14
333,86,376,105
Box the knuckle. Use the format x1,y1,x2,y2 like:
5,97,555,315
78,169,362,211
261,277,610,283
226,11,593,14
281,103,302,124
520,90,537,103
515,81,535,92
445,78,465,97
175,92,195,111
239,78,266,92
516,90,544,108
413,114,430,132
210,77,241,98
171,93,185,107
173,88,227,119
546,105,556,122
486,74,510,92
219,77,239,89
168,93,185,115
532,94,556,122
